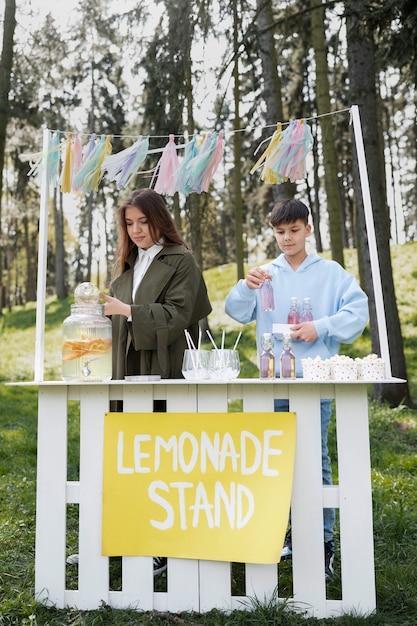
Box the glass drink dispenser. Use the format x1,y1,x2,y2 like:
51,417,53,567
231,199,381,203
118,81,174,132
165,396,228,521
62,282,112,382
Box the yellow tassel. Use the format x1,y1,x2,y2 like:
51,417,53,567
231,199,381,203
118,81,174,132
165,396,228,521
250,123,282,183
60,132,73,193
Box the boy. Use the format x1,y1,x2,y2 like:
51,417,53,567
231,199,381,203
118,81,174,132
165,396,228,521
225,198,368,580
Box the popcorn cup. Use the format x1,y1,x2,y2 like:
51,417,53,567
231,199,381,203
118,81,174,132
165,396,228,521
301,357,331,381
359,360,386,380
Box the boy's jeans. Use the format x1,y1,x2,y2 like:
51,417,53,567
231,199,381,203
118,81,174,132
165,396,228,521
274,398,335,543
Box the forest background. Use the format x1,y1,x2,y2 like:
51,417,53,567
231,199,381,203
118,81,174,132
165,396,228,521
0,0,416,407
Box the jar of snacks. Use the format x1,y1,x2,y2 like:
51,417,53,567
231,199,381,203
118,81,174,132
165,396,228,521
62,282,112,382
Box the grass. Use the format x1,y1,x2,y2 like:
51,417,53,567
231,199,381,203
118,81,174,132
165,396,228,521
0,242,417,624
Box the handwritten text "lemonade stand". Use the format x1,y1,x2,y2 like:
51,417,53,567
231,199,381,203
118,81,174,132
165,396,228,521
102,411,296,562
117,429,284,530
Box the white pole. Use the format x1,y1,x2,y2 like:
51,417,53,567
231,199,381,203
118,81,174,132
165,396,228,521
34,128,50,382
350,105,391,376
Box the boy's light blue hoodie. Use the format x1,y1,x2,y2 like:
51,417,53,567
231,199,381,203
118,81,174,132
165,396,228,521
225,253,369,376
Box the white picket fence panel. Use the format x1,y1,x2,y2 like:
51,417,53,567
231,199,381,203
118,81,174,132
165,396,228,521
33,379,377,618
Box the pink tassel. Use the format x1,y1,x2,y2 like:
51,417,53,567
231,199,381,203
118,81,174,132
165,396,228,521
72,132,83,172
153,134,180,195
268,119,313,183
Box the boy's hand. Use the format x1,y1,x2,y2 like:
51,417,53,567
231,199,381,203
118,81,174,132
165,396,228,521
290,322,318,343
246,267,272,289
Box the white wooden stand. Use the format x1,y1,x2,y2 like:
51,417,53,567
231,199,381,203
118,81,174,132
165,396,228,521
30,377,391,618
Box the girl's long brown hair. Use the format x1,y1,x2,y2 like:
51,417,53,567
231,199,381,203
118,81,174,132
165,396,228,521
113,189,189,278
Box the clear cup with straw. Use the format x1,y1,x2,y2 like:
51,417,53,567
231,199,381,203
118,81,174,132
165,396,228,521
205,329,241,381
182,349,210,380
182,329,209,380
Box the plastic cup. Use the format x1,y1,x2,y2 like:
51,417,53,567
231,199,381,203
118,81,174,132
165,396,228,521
208,349,240,381
181,349,210,380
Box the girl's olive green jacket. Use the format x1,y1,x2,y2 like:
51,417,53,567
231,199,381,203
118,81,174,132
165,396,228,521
109,245,212,379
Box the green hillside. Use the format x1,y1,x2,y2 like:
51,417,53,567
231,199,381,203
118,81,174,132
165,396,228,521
1,242,415,399
0,243,416,624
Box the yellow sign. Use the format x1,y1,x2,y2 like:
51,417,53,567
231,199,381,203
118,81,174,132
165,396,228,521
102,411,296,564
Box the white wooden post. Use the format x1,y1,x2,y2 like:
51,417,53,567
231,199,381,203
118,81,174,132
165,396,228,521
77,385,110,609
335,384,376,612
34,385,68,604
289,384,327,617
34,128,50,382
351,104,391,376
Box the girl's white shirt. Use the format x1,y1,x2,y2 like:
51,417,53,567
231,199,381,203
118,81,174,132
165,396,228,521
132,242,163,300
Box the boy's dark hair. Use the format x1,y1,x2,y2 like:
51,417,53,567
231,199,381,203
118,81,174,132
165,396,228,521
270,198,310,227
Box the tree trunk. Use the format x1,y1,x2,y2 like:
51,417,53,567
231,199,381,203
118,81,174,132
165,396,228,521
346,0,411,406
232,0,244,280
255,0,295,203
54,189,68,299
310,0,344,266
23,215,37,302
0,0,16,314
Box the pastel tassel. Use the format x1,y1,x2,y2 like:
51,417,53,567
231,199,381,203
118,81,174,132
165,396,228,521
82,133,98,162
102,136,149,189
268,119,313,183
153,134,181,195
250,123,283,184
20,130,62,180
72,131,83,168
184,132,218,193
60,132,73,193
73,134,112,193
116,136,149,189
251,119,313,184
200,130,224,192
47,130,61,188
173,133,198,195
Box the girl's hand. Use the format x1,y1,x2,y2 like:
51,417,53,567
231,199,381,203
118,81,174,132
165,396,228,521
99,293,131,318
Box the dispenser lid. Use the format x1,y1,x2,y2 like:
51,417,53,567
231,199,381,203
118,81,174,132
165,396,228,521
74,282,100,305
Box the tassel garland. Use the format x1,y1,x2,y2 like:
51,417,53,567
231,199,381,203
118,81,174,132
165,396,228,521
21,118,312,195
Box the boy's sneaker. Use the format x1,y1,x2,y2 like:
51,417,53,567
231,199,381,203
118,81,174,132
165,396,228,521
281,536,292,560
153,556,167,576
66,554,79,565
324,540,335,581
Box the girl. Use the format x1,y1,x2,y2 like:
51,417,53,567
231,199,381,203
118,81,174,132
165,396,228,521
101,189,212,379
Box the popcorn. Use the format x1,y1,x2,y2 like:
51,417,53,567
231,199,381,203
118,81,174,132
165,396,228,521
301,356,331,381
301,353,386,381
329,354,358,381
356,354,386,380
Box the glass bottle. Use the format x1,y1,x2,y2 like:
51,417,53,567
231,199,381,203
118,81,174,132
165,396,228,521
260,278,275,311
280,334,296,379
62,282,112,382
287,297,300,324
259,333,275,379
300,297,313,322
